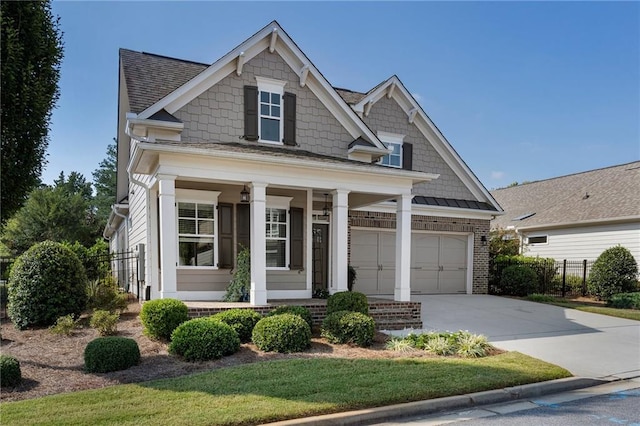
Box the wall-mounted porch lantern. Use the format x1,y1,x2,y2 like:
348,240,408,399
240,185,250,203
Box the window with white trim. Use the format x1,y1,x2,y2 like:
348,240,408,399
527,235,548,244
176,190,220,268
256,77,286,144
377,131,405,168
265,196,292,269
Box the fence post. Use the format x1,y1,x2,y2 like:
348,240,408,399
561,259,567,298
582,259,588,297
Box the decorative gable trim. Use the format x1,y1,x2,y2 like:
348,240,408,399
136,21,387,152
354,76,502,212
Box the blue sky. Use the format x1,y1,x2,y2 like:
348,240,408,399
45,1,639,190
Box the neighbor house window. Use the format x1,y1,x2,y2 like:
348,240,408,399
528,235,548,244
378,131,405,168
176,190,220,268
256,77,286,144
265,196,292,269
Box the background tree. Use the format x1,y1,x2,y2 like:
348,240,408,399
489,228,520,259
1,1,64,222
0,172,99,254
92,141,117,230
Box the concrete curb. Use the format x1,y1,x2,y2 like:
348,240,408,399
265,377,608,426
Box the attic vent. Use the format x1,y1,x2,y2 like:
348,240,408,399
512,212,535,221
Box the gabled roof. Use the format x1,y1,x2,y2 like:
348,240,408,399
119,49,208,114
490,161,640,230
347,75,502,212
121,21,387,152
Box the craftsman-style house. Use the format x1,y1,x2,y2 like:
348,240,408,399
105,21,502,305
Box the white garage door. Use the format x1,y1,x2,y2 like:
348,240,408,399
412,233,467,294
350,230,395,295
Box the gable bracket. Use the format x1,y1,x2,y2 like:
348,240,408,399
364,101,374,117
299,64,310,87
387,82,396,99
269,28,278,53
236,51,245,76
407,107,418,124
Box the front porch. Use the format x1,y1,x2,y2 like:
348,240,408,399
185,297,422,330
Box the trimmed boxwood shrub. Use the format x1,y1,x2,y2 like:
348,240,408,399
0,354,21,387
608,292,640,310
252,313,311,353
8,241,88,329
326,291,368,315
321,310,375,347
140,298,189,340
588,246,639,301
211,309,261,343
267,305,313,329
499,264,538,296
84,337,140,373
169,318,240,361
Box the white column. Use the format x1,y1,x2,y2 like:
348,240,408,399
158,175,178,299
250,182,268,305
331,189,350,293
149,186,160,300
305,189,313,297
395,194,412,301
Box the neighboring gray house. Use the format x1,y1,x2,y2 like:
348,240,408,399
105,21,502,305
491,161,640,264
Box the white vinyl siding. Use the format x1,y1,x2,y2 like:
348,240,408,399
522,223,640,263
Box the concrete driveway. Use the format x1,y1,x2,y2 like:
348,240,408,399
388,295,640,380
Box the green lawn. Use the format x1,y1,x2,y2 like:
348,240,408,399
527,296,640,321
3,352,570,426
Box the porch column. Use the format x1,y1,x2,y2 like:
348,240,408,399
395,194,412,301
158,175,178,299
331,189,350,293
250,182,268,305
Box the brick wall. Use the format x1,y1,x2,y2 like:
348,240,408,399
349,211,490,293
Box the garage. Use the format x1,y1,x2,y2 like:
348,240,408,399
351,229,468,295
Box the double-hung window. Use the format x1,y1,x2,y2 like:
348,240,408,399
256,77,286,144
265,196,292,269
378,131,405,168
176,190,220,268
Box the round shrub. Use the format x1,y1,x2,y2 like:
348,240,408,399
267,305,313,329
84,336,140,373
321,310,375,347
0,355,21,388
252,313,311,353
211,309,261,343
326,291,369,315
588,246,639,301
140,298,189,340
499,265,538,296
8,241,88,329
169,318,240,361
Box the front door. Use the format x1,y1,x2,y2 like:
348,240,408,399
312,224,329,292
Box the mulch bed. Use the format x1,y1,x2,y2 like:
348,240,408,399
1,301,436,402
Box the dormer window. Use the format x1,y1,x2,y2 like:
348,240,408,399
378,131,405,169
256,77,286,144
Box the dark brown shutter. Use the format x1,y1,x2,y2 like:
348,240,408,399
283,92,296,146
402,142,413,170
236,203,250,252
289,207,304,269
218,203,233,268
244,85,259,141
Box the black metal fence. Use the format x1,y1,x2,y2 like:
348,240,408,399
490,258,595,298
91,250,141,299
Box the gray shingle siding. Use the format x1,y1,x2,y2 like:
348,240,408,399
363,96,475,200
174,50,353,158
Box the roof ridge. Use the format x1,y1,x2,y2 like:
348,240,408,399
494,160,640,191
120,48,210,67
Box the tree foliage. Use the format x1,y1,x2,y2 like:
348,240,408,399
0,172,99,254
92,141,117,230
1,1,64,222
489,228,520,259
